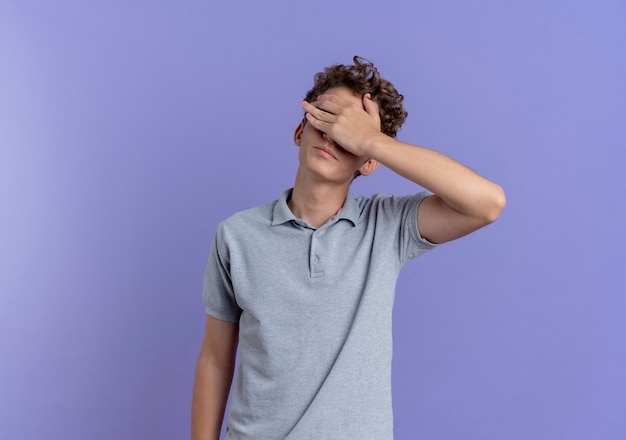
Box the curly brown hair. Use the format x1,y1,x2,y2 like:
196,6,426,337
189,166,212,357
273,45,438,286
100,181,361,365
303,56,408,138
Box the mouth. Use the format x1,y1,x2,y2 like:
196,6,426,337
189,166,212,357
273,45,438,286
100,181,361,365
314,146,338,159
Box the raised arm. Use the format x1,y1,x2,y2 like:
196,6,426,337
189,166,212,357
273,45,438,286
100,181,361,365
191,315,239,440
302,92,506,244
365,137,505,244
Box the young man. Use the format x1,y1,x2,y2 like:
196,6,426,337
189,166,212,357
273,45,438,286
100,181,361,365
192,57,506,439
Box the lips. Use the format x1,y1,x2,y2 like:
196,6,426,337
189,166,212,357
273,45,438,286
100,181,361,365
314,146,337,159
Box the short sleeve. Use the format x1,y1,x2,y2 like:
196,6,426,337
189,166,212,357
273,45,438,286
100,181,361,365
202,225,242,322
397,191,439,263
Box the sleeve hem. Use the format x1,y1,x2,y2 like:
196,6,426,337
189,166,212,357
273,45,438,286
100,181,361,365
412,192,439,249
205,306,240,323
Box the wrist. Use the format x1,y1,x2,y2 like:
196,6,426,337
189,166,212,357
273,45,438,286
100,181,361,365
363,131,392,160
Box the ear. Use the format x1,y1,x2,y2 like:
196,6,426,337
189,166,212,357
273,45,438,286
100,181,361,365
294,121,304,146
358,159,379,177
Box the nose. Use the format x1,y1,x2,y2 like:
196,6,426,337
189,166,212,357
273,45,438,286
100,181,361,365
322,131,337,146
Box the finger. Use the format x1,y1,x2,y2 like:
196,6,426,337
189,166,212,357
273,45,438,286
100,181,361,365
362,94,382,129
301,101,336,122
304,97,343,116
305,112,329,131
362,93,378,117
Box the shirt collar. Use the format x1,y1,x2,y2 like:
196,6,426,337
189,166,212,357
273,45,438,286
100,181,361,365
271,188,360,227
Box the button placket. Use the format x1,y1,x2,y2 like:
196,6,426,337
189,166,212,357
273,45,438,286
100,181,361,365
310,230,324,278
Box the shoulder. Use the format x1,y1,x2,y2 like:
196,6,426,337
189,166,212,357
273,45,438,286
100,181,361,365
210,201,275,259
354,191,432,218
217,199,276,236
352,191,438,259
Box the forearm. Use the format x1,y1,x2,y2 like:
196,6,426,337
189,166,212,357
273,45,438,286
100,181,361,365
367,134,505,221
191,357,236,440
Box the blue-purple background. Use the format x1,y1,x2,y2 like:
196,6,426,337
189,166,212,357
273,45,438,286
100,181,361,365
1,1,624,439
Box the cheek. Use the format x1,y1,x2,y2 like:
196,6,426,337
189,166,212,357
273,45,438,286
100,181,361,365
336,145,359,159
304,123,324,138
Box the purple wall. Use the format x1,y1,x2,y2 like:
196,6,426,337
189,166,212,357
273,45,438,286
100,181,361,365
1,1,624,439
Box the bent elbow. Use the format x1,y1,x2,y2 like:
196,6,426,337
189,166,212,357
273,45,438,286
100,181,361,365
483,184,506,224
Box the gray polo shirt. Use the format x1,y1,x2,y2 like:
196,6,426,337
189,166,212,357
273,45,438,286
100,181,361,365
203,189,437,439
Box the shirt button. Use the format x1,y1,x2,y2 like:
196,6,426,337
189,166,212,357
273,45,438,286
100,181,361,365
314,255,320,262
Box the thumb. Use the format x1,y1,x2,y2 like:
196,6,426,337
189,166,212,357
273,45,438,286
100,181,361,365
363,93,381,124
363,93,376,115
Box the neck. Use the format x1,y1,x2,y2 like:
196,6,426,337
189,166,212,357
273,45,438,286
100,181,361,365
289,170,350,228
